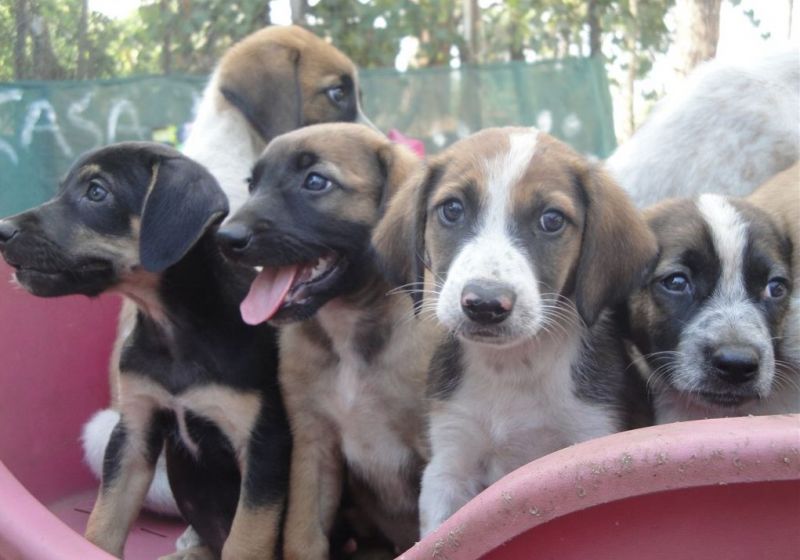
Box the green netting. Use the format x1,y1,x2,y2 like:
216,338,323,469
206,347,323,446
0,57,615,216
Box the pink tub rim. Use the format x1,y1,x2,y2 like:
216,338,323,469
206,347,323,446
400,413,800,560
1,414,797,559
0,461,115,560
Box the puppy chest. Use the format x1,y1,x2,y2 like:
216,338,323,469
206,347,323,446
320,355,419,492
444,366,614,466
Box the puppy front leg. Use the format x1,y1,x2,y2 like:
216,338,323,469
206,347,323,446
418,413,487,537
221,403,292,560
282,413,343,560
85,407,164,557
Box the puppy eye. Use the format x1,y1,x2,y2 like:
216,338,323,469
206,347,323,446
326,86,346,105
245,176,254,194
86,181,108,203
539,209,565,233
661,273,691,294
438,198,465,226
303,172,334,193
765,278,788,300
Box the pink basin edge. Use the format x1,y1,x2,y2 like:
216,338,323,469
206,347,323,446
1,415,798,560
0,461,114,560
400,413,800,560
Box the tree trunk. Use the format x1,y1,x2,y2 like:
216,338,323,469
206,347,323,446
76,0,89,79
624,0,639,139
28,2,67,80
587,0,601,58
509,20,524,61
673,0,722,77
14,0,28,79
290,0,305,25
461,0,479,63
160,0,172,74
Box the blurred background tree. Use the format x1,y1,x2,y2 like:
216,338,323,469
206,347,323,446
2,0,792,138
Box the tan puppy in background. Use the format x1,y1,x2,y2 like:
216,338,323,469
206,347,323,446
83,25,374,520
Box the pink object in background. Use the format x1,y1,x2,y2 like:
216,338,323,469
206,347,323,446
388,129,425,157
0,257,798,559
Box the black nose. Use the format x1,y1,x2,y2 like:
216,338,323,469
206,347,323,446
0,220,18,244
710,346,760,384
216,223,252,255
461,281,516,325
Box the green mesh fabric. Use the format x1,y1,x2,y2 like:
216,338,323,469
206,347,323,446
0,57,614,215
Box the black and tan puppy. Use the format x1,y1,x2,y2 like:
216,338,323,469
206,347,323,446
0,143,290,560
93,24,376,521
216,123,439,558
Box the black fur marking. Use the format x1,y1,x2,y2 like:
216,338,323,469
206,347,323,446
573,312,652,429
427,334,464,400
165,412,239,557
101,421,127,490
242,400,292,508
353,316,392,364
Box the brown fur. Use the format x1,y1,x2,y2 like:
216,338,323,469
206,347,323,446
374,128,657,325
748,163,800,369
106,25,366,467
216,25,362,142
748,163,800,280
225,124,439,558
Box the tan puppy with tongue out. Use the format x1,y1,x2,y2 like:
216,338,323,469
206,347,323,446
216,123,441,558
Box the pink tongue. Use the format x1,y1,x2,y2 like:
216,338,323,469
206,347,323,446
240,265,299,325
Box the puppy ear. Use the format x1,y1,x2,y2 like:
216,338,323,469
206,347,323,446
573,163,657,325
372,162,442,308
139,157,229,273
375,142,421,215
219,42,302,142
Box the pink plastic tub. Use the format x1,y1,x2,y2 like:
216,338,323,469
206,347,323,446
1,257,799,559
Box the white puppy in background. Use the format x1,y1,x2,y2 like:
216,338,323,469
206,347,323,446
606,48,800,207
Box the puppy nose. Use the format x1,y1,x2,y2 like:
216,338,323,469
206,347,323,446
0,221,18,244
711,346,760,384
216,223,252,254
461,281,516,324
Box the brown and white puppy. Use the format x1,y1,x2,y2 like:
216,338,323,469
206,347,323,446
624,192,798,424
374,127,655,536
748,164,800,370
184,24,374,215
216,123,439,557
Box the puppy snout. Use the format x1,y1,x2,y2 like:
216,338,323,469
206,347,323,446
461,281,516,325
0,221,18,244
710,345,760,385
216,223,252,256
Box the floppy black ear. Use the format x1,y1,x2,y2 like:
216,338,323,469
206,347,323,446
139,157,229,273
573,164,657,326
219,42,302,142
371,163,442,309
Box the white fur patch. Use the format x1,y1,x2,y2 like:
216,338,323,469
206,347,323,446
606,48,800,207
183,71,263,217
697,194,748,298
437,130,544,342
81,409,180,516
419,335,617,536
